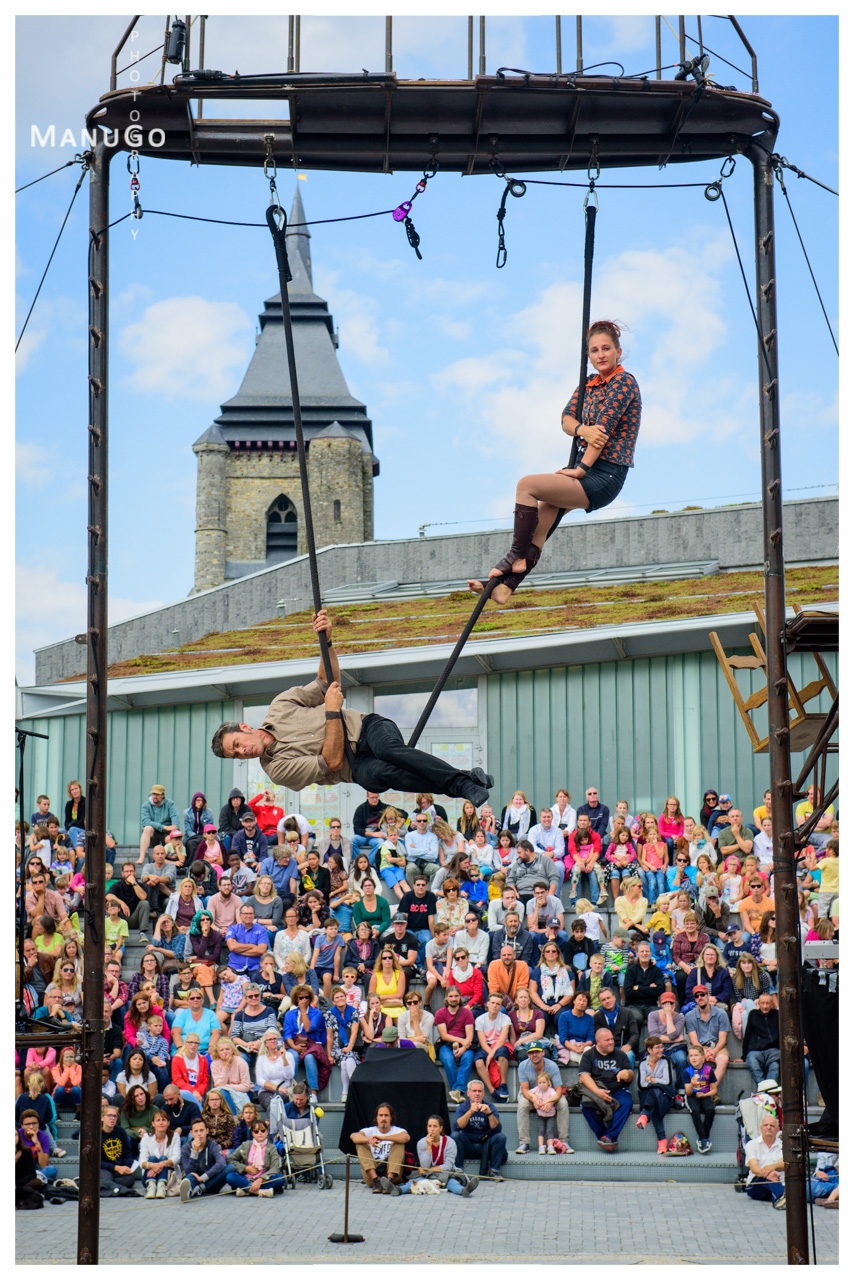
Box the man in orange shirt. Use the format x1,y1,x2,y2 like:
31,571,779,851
735,876,774,935
486,945,531,1011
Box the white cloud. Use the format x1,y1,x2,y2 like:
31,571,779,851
16,441,51,486
118,296,253,400
437,317,473,341
16,563,165,685
432,230,750,472
15,329,46,373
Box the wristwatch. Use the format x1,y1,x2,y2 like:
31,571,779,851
325,711,340,720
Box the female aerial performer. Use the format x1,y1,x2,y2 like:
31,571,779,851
468,319,641,604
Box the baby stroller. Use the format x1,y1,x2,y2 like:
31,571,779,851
269,1097,334,1191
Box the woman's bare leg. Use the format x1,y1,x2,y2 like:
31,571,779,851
468,473,590,603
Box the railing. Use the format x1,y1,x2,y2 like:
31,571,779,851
110,14,759,97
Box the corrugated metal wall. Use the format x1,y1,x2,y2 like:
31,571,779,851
484,650,838,818
17,647,837,841
18,700,236,845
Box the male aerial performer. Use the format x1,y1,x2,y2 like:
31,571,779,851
211,610,493,805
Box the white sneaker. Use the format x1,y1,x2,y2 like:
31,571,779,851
309,1092,319,1105
179,1177,192,1203
258,1188,274,1198
145,1181,157,1199
155,1181,167,1198
235,1188,247,1197
341,1093,348,1103
538,1146,546,1155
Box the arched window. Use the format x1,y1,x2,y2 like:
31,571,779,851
266,494,298,563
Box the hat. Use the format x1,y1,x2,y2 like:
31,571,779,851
718,794,732,804
526,1041,546,1054
613,927,632,942
168,829,181,838
659,992,677,1004
546,916,561,929
692,984,708,995
381,1026,399,1043
652,930,667,946
757,1079,782,1094
725,923,740,935
240,812,256,822
203,824,216,833
392,912,408,924
151,784,165,794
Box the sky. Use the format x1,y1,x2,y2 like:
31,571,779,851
14,10,839,685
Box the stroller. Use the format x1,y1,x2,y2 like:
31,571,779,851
268,1096,334,1191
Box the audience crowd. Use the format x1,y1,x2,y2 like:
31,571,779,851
16,780,838,1209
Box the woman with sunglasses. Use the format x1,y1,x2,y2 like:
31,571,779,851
369,949,407,1023
282,985,332,1104
446,947,486,1018
225,1116,286,1196
435,879,467,936
254,1031,295,1111
397,991,436,1059
529,941,575,1034
316,817,352,865
699,791,719,829
665,846,698,897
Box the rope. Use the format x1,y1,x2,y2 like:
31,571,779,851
16,161,89,352
718,187,775,383
506,176,715,189
142,206,397,229
774,171,838,355
406,576,505,748
265,202,335,686
15,158,84,194
546,197,596,541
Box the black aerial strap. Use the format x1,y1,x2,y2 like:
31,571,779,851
411,190,599,745
547,196,597,540
265,194,357,770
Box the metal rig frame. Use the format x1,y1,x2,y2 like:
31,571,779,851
73,14,815,1263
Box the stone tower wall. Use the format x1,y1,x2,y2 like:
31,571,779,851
192,442,229,592
362,452,374,542
308,436,366,550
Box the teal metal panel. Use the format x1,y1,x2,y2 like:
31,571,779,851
17,700,236,845
485,650,837,821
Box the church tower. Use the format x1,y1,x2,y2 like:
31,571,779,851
192,187,378,592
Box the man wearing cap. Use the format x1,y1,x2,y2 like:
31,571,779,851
374,1025,416,1050
230,811,270,868
684,986,731,1090
380,915,419,985
515,1042,573,1154
452,1079,507,1179
488,910,537,965
696,885,731,945
722,922,752,968
647,991,688,1080
741,993,780,1089
578,1026,634,1152
138,785,181,863
139,844,177,917
210,611,495,804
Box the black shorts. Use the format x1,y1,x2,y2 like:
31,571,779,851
579,459,629,513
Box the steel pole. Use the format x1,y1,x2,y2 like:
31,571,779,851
750,138,809,1266
77,141,109,1266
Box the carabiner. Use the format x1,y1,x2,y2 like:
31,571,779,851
720,155,736,180
263,133,277,182
583,185,599,211
127,150,140,176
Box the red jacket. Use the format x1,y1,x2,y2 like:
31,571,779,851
450,966,485,1011
249,793,285,836
171,1054,210,1096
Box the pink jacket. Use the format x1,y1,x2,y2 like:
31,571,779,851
562,830,602,875
659,815,684,840
26,1047,56,1073
53,1062,82,1089
605,840,637,866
